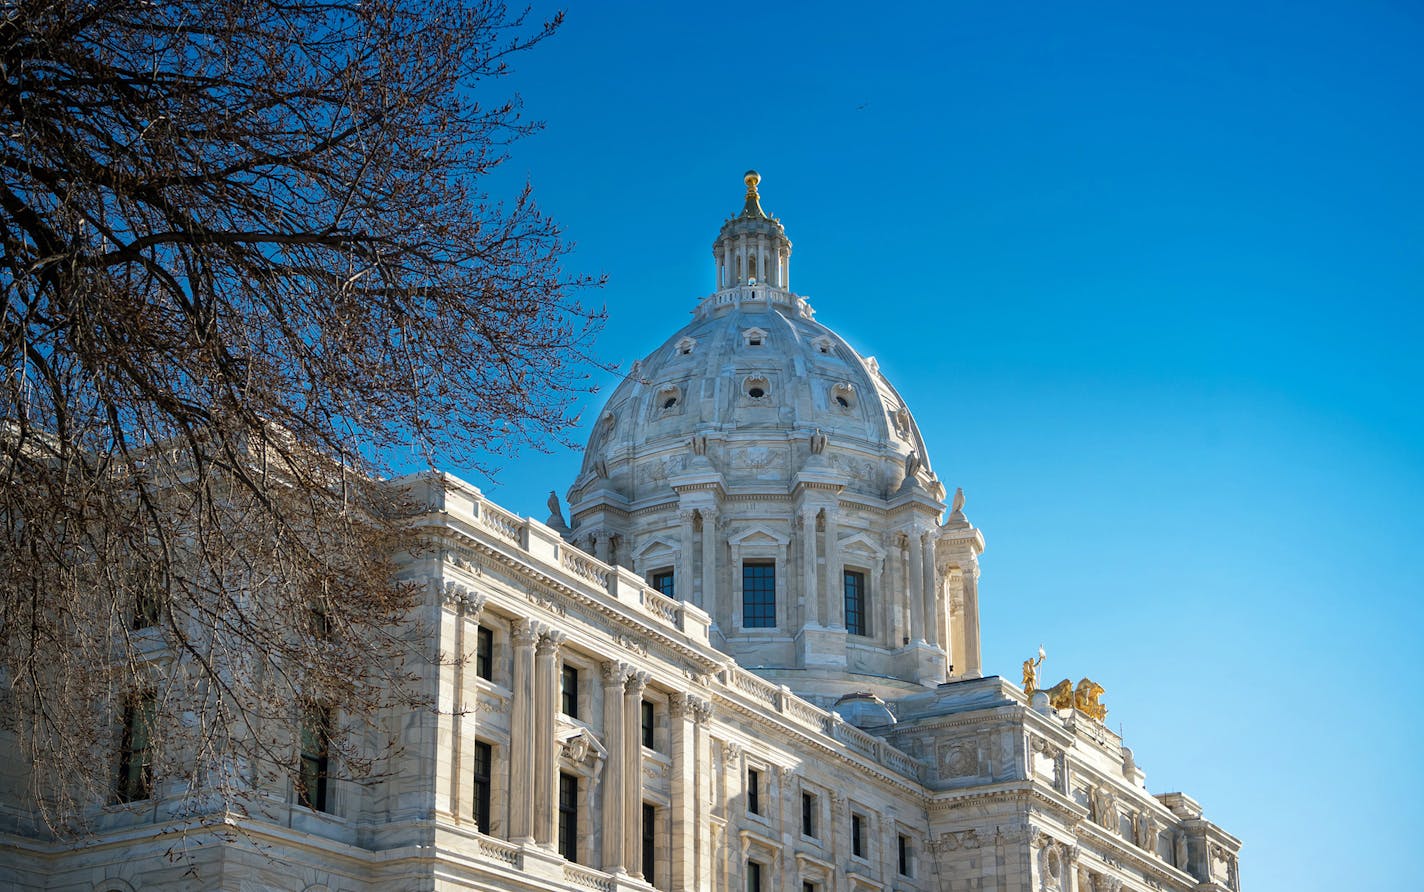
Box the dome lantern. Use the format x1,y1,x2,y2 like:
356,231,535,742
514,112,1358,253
713,170,792,290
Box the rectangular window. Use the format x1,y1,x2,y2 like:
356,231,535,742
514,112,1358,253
558,772,578,862
899,833,912,876
298,704,333,812
747,768,761,815
801,791,817,838
132,589,161,630
747,860,763,892
115,693,155,803
803,884,817,892
561,664,579,719
472,740,493,831
844,570,867,636
651,568,676,597
642,802,656,883
742,561,776,628
642,700,656,750
851,813,865,858
475,625,494,681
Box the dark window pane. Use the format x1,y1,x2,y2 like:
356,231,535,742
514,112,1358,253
802,791,816,837
742,562,776,628
642,700,655,750
561,665,579,719
747,768,761,815
298,704,332,812
115,694,155,803
899,833,911,875
852,813,864,858
558,773,578,862
844,570,867,636
475,625,494,681
747,861,763,892
651,569,676,597
473,741,493,831
642,802,656,881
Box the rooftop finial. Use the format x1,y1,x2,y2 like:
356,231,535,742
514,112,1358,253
742,169,765,217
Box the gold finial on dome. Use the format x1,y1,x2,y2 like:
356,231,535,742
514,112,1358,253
742,169,765,217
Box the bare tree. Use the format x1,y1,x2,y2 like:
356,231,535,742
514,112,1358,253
0,0,600,832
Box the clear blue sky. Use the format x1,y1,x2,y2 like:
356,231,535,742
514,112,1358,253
462,3,1422,888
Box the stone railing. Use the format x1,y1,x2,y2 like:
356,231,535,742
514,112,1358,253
716,666,922,781
401,473,712,645
474,500,524,545
640,586,680,626
723,666,780,708
476,834,519,866
560,546,610,588
563,863,615,891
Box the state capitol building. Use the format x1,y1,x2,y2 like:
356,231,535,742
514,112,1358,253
0,174,1243,891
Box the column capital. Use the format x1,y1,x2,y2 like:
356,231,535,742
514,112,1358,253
624,669,650,696
692,697,714,724
536,628,566,656
512,618,539,646
601,659,630,687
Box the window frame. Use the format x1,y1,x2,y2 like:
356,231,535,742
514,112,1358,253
741,560,777,629
297,703,334,813
650,567,676,598
558,772,579,862
801,789,818,839
843,568,868,636
560,663,580,719
472,739,493,831
475,624,494,682
851,811,866,860
114,693,156,804
746,766,762,816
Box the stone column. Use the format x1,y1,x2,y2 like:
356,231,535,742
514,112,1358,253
669,694,695,891
624,671,650,877
445,590,485,823
886,534,906,646
907,531,925,642
534,630,565,847
678,509,696,601
801,508,820,626
700,507,719,630
921,531,939,647
509,620,538,843
825,506,843,628
961,558,983,677
600,661,627,872
594,530,612,564
692,699,714,889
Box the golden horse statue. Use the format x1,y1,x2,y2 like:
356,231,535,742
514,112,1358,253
1042,677,1108,722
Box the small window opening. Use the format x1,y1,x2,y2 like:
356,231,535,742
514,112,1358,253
747,768,762,815
662,396,678,409
749,386,765,398
835,395,849,408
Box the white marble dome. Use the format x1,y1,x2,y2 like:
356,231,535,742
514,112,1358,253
565,173,980,702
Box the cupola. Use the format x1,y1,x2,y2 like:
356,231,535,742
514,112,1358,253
712,170,792,290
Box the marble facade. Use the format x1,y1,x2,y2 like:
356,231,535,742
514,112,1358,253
0,173,1242,892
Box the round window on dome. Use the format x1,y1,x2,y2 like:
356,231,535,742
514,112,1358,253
744,377,771,403
654,385,682,415
831,384,856,412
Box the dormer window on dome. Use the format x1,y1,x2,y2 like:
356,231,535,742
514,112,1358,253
743,376,771,405
742,327,767,348
675,336,697,356
831,383,856,411
812,336,836,356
